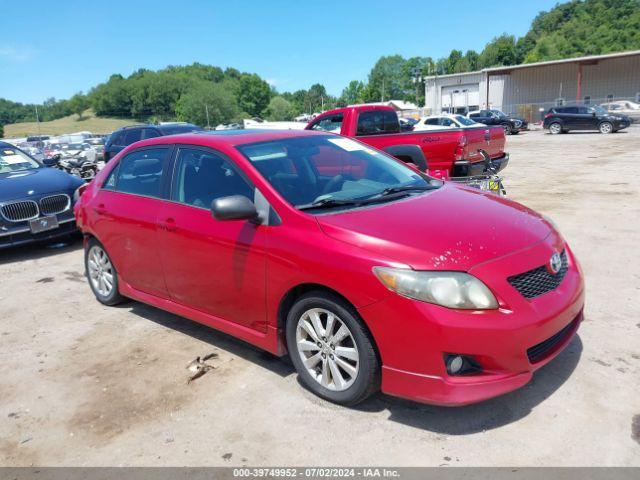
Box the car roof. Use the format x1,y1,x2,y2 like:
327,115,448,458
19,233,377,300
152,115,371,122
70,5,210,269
127,128,331,150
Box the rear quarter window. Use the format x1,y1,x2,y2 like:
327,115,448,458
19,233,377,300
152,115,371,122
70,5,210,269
356,110,399,136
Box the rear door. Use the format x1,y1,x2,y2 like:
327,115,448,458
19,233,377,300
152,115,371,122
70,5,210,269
576,107,596,129
93,146,172,298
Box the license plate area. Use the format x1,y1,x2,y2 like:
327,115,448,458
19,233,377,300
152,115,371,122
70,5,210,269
29,215,59,234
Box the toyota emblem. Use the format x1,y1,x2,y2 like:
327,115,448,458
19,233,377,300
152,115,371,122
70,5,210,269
548,252,562,275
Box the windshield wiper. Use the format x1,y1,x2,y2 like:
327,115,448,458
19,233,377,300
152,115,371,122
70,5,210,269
297,198,362,211
375,184,438,197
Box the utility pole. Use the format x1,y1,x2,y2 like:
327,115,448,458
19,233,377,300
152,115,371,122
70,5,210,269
411,67,423,107
35,105,41,136
205,104,210,129
381,78,385,102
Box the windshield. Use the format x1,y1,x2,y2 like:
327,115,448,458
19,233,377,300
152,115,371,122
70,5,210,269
0,147,41,174
238,135,436,211
455,115,477,126
68,143,84,149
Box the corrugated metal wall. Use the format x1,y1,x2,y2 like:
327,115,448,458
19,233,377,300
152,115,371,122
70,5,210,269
425,54,640,120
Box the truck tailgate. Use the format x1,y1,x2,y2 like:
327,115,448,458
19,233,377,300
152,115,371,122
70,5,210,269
464,126,505,161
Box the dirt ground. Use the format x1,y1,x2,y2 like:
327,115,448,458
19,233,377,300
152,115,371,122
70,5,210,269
1,128,639,467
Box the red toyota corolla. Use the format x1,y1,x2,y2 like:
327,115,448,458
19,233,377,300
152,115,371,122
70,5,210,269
74,129,584,406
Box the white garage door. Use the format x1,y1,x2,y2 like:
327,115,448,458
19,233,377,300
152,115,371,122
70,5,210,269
441,83,480,112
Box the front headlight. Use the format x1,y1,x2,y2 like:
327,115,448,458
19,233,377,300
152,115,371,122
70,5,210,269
373,267,498,309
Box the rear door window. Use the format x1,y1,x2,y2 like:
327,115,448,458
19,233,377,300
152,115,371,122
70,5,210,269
356,110,399,136
123,129,143,146
114,147,170,198
142,128,161,140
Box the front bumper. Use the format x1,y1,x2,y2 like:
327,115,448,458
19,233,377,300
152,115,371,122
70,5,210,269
453,153,509,177
358,240,585,406
0,217,77,249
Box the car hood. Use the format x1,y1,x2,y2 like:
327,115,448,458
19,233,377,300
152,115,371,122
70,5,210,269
0,167,83,201
316,184,553,271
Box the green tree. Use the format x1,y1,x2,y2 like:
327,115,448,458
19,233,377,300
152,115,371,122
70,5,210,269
69,93,89,119
366,55,407,101
236,74,272,117
479,34,519,68
0,123,4,138
339,80,366,106
175,81,238,127
264,96,295,120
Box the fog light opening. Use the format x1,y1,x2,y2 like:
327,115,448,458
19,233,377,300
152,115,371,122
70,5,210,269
445,354,481,376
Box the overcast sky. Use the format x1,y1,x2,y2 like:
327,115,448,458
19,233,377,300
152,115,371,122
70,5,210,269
1,0,559,103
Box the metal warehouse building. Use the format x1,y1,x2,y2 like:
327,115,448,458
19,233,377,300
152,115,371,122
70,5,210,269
424,50,640,122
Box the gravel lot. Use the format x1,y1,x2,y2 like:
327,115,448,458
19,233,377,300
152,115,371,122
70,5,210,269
1,128,639,467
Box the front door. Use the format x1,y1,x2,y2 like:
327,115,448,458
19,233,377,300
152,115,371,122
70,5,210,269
94,146,172,298
158,146,268,332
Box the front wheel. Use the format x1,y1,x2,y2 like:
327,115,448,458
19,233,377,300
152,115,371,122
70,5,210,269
599,122,613,134
85,239,125,306
503,123,512,135
285,292,380,406
549,122,562,134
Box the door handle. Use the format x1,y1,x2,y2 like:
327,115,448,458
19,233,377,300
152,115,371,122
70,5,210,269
93,203,106,215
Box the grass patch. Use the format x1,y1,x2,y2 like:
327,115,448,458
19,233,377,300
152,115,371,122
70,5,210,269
3,110,135,138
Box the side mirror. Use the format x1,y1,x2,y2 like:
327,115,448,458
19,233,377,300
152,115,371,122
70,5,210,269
592,112,597,116
211,195,259,222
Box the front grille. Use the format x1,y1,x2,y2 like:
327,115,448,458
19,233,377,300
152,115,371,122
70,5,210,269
508,250,568,299
40,194,70,215
0,200,39,222
527,315,580,363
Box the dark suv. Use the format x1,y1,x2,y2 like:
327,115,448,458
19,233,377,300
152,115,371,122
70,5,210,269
103,123,204,162
543,105,631,134
468,109,527,135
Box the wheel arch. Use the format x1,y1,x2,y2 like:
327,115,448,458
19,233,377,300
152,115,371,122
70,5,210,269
277,283,381,360
382,144,428,172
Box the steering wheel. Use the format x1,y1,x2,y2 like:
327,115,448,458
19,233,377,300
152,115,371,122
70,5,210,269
322,174,355,195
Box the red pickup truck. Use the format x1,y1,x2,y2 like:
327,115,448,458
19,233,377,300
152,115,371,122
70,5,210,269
306,105,508,178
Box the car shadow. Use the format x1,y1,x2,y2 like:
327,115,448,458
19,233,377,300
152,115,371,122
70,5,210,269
121,301,295,378
0,236,82,265
356,335,583,434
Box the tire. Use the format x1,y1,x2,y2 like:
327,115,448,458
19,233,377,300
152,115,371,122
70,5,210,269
549,122,562,135
84,238,125,306
285,291,380,406
511,130,520,135
599,122,613,134
502,123,512,135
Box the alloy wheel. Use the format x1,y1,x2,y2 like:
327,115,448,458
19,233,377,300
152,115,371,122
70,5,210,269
295,308,359,391
599,122,612,134
549,123,561,134
87,245,114,297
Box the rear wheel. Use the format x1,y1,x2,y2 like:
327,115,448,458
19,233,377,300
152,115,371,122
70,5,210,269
85,239,125,306
285,291,379,406
549,122,562,135
599,122,613,134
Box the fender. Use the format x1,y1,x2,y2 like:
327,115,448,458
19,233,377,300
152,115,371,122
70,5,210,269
383,145,428,172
